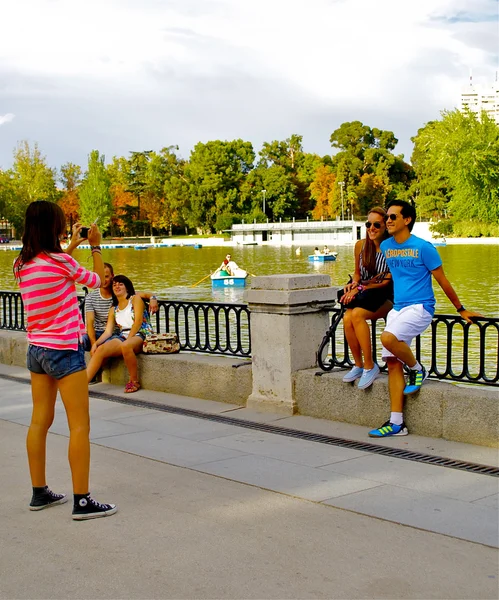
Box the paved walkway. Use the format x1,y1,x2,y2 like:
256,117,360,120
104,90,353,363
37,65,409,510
0,363,497,599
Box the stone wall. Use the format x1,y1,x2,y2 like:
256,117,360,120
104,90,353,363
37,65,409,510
1,273,497,448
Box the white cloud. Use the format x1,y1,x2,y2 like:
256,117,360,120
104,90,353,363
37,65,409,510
0,113,15,126
0,0,496,166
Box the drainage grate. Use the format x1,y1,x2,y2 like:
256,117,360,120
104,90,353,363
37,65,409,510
2,373,498,477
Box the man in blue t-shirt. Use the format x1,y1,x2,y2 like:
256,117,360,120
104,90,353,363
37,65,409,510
368,200,481,438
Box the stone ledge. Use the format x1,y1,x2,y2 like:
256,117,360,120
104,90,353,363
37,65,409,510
101,352,252,406
0,330,251,406
293,369,499,448
1,330,497,447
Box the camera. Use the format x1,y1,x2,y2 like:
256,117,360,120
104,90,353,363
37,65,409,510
80,227,89,239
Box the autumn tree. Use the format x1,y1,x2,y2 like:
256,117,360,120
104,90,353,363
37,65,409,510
310,164,335,220
59,162,82,231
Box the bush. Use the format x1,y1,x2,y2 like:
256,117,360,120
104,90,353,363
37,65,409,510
451,221,499,238
429,220,453,236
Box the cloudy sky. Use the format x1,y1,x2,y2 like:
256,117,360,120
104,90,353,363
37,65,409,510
0,0,497,172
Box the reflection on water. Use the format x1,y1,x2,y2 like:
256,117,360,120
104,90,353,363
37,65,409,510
1,243,498,315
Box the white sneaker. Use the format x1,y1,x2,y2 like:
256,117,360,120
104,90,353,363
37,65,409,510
343,366,364,383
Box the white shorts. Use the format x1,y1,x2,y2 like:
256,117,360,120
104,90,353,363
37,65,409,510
381,304,433,360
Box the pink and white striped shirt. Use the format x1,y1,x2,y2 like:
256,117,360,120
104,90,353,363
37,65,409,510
16,252,101,351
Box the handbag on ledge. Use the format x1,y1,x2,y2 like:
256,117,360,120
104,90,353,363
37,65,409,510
143,332,180,354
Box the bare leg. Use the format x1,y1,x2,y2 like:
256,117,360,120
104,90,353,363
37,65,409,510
27,373,58,487
386,357,405,413
343,309,363,367
57,369,91,494
86,339,123,382
352,301,392,370
121,337,144,382
380,331,417,368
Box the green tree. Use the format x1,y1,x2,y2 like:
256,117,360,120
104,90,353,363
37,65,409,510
5,142,59,234
329,122,413,214
411,110,499,223
79,150,112,231
185,140,255,232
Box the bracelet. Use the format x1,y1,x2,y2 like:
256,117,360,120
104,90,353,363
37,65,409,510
457,305,466,313
91,246,101,253
357,285,365,293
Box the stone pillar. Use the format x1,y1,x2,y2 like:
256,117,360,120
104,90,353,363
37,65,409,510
244,274,337,415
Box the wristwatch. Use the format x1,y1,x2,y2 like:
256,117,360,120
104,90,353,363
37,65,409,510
457,305,466,313
151,295,158,300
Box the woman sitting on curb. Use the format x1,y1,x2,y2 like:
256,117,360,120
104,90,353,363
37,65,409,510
340,206,393,389
86,275,153,393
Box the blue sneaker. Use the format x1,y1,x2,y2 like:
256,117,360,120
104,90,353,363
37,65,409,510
403,366,427,395
357,364,380,390
343,366,364,383
368,421,408,438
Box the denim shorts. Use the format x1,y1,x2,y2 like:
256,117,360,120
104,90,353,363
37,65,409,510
81,330,105,352
27,344,86,380
108,332,146,343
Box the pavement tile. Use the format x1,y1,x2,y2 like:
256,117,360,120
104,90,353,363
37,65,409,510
93,430,248,467
204,429,366,467
108,411,250,441
323,484,499,548
319,453,499,502
195,454,383,502
472,493,499,509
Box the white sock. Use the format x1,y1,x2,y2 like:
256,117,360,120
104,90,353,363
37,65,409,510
409,362,421,371
390,412,404,425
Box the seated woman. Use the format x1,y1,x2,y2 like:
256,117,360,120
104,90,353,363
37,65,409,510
340,206,393,390
86,275,153,393
218,259,232,276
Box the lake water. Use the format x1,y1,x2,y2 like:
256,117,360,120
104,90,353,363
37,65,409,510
1,243,498,316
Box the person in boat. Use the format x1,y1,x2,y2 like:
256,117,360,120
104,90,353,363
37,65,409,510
314,247,321,256
225,254,240,273
218,259,231,277
323,245,331,255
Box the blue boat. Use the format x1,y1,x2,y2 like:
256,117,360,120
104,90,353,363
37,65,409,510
211,272,248,288
308,253,337,262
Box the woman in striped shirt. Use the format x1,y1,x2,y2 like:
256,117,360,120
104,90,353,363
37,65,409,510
339,206,394,390
14,201,117,520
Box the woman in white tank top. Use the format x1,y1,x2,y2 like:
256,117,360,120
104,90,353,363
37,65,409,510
86,275,152,393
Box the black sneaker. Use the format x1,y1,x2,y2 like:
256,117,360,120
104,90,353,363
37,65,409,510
72,495,118,521
29,486,68,511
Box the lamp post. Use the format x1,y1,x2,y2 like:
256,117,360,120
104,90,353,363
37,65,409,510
262,189,266,216
338,181,345,220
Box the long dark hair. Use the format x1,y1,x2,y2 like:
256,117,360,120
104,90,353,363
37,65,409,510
111,274,135,306
14,201,66,280
362,206,389,276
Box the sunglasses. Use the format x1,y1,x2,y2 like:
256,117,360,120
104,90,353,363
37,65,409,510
387,214,399,221
365,221,382,230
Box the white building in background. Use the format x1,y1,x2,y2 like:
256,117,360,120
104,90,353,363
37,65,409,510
460,80,499,124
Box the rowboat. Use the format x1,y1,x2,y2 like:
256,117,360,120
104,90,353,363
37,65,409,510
308,253,337,262
211,269,248,288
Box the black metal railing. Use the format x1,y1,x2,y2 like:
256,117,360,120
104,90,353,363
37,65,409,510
151,299,251,357
0,291,251,358
319,308,499,387
2,290,498,385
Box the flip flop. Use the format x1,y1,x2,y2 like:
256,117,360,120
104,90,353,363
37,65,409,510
124,381,141,393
